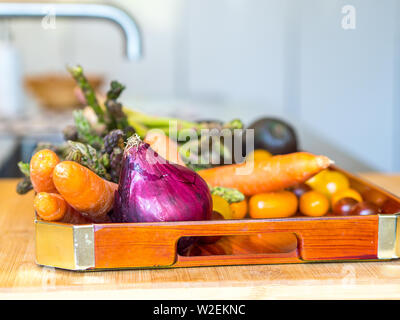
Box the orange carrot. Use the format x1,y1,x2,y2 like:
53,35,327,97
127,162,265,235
34,192,94,224
52,161,118,222
144,130,186,167
198,152,332,196
30,149,60,193
34,192,66,221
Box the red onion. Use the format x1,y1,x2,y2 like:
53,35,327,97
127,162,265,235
112,135,213,224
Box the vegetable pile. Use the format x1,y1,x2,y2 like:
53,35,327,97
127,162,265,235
18,64,386,252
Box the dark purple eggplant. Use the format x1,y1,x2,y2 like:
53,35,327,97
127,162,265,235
246,117,298,155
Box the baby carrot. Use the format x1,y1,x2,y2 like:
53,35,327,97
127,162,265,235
30,149,60,193
198,152,332,196
52,161,118,222
34,192,94,224
34,192,67,221
144,130,186,167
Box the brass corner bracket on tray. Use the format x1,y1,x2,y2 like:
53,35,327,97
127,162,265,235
378,213,400,259
35,220,95,270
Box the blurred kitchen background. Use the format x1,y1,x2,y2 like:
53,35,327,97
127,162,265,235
0,0,398,176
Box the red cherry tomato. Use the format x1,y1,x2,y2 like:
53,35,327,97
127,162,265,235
290,184,312,198
351,202,381,216
332,197,358,216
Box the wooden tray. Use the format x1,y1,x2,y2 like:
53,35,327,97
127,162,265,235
35,167,400,271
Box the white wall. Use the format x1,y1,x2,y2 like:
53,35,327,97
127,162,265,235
179,0,399,171
181,0,287,107
298,0,397,172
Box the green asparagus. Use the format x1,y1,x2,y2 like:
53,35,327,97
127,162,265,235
68,65,105,123
65,140,111,180
73,110,104,149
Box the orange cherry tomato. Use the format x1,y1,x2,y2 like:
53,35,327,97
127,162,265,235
230,199,248,219
306,169,350,198
246,149,272,162
331,188,363,207
300,191,329,217
212,195,233,219
249,191,298,219
362,189,388,207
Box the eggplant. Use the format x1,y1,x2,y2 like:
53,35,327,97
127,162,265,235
246,117,298,155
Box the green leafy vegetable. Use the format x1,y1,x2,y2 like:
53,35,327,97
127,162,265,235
210,186,245,204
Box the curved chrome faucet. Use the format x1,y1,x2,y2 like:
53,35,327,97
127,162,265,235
0,2,142,60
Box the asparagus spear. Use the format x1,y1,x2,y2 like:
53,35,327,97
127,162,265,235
69,65,134,135
18,161,30,177
104,81,132,133
16,162,33,195
102,129,127,183
65,141,111,181
73,110,104,149
68,65,105,123
125,107,244,137
34,142,71,160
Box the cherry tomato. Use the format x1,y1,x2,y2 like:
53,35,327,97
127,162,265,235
305,169,327,188
299,191,329,217
306,169,350,198
351,202,381,216
230,199,248,219
290,184,312,198
249,191,298,219
362,189,388,207
331,188,362,207
332,197,358,216
212,195,233,219
381,200,400,214
246,149,272,162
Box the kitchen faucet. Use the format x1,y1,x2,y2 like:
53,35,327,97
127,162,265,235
0,2,142,60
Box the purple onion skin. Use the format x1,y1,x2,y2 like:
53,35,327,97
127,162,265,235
112,141,213,224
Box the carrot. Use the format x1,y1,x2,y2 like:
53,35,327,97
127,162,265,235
52,161,118,222
144,130,186,166
30,149,60,193
198,152,332,196
34,192,94,224
34,192,66,221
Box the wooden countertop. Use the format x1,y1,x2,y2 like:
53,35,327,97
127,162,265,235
2,175,400,300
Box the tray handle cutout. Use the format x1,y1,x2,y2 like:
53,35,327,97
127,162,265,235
93,215,379,269
177,233,301,266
